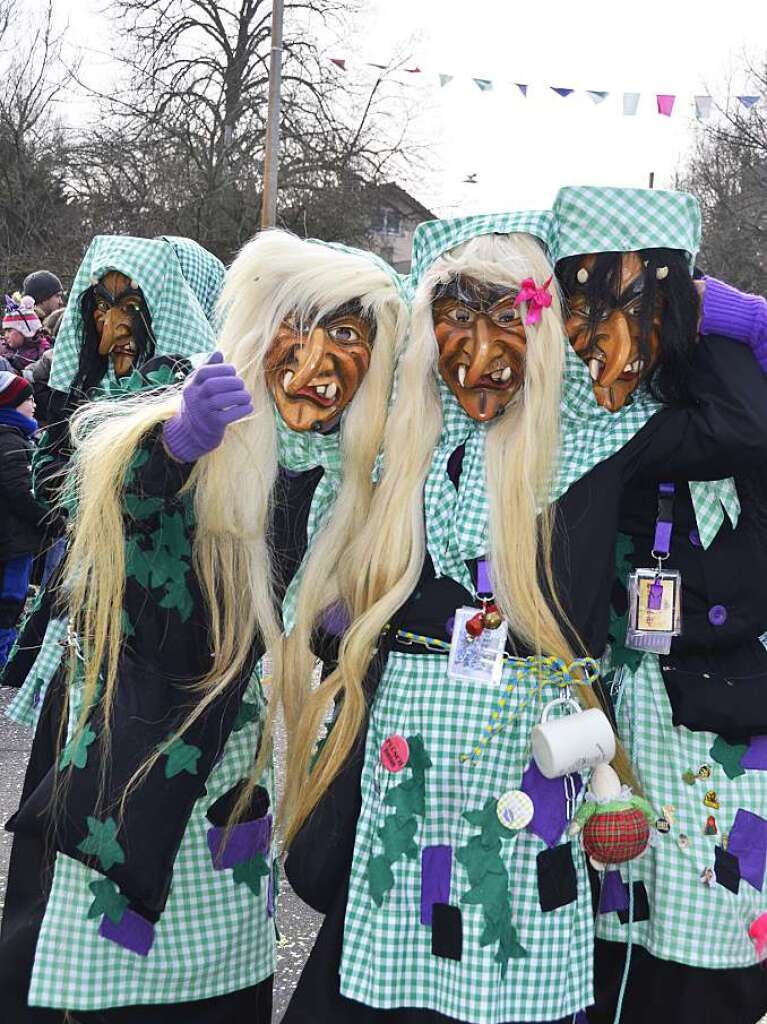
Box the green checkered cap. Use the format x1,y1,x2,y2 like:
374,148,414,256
158,236,225,325
552,186,701,269
50,235,222,393
410,211,556,291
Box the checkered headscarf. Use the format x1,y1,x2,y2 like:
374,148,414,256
50,236,222,393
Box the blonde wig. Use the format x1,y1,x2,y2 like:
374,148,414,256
285,232,635,842
63,229,407,812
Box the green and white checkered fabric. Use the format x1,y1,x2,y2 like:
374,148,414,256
6,616,67,729
340,652,594,1022
597,654,766,968
551,185,701,269
50,236,221,393
689,478,741,549
28,669,275,1010
158,236,226,326
410,212,556,290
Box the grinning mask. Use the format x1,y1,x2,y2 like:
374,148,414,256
264,299,375,432
433,275,526,422
561,252,665,412
92,271,151,379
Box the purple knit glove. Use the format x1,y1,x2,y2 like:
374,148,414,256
700,277,767,371
163,352,253,463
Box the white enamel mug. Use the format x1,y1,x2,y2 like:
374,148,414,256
531,696,616,779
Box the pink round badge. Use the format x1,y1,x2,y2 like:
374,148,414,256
380,734,410,773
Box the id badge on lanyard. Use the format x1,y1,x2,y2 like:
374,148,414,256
448,558,509,685
626,482,682,655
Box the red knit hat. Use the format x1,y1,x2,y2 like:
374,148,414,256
0,371,33,408
2,295,42,337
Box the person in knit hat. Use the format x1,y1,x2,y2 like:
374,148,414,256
1,296,51,372
0,371,46,668
22,270,65,320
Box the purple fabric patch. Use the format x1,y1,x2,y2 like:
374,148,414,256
574,1012,589,1024
320,601,350,637
99,909,155,957
420,845,452,925
728,809,767,891
476,559,492,595
742,736,767,770
267,864,275,919
207,814,272,870
521,760,582,848
599,869,630,914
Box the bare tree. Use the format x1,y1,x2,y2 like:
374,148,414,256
679,63,767,293
0,0,81,287
71,0,425,258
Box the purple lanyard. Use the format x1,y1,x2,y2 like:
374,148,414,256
652,482,676,558
476,558,492,598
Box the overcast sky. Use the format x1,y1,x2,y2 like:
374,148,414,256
56,0,767,216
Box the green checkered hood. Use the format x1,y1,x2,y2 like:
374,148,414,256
50,236,222,393
552,185,701,269
158,236,225,325
275,239,404,632
408,213,665,591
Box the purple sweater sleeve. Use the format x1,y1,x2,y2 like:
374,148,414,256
700,277,767,346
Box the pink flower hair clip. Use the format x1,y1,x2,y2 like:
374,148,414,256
514,275,553,325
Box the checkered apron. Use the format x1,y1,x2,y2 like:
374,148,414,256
28,669,276,1010
339,652,594,1023
49,236,220,393
6,616,67,729
596,654,766,968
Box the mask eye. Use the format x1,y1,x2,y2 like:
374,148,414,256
447,305,473,323
327,324,360,343
494,309,520,326
95,298,110,313
625,301,642,318
123,300,142,313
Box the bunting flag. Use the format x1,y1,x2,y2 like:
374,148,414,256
695,95,713,120
322,55,767,119
623,93,640,116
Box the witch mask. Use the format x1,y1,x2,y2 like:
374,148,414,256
565,253,663,412
93,270,149,378
433,275,526,422
264,300,374,432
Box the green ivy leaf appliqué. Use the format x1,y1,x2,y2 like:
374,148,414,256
233,853,271,896
77,816,126,872
456,796,527,978
59,724,97,770
162,737,202,778
367,733,432,907
87,878,129,924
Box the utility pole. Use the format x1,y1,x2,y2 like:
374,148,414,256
260,0,285,229
648,171,655,189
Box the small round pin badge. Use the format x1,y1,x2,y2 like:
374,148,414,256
496,790,534,831
380,735,410,773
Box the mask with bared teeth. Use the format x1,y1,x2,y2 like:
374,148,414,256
564,252,663,412
264,300,375,432
432,275,526,422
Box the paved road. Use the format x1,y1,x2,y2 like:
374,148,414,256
0,688,321,1021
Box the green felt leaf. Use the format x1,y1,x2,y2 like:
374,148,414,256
124,493,165,520
149,554,187,589
163,737,202,778
462,870,509,908
59,724,97,770
497,920,528,978
384,777,425,817
77,816,125,872
123,447,150,487
158,574,194,622
233,700,260,733
405,734,432,775
232,853,270,896
125,538,153,588
153,511,189,561
463,797,509,844
710,735,748,780
121,611,136,639
455,834,502,882
145,365,177,388
87,878,129,924
367,854,395,906
378,813,418,863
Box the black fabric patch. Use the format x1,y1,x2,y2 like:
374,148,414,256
715,845,741,894
537,842,577,912
617,881,650,923
206,782,270,826
431,902,462,961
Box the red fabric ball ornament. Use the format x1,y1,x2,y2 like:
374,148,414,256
466,612,485,637
582,807,650,865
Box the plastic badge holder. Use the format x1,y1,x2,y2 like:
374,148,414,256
447,606,509,685
625,567,682,655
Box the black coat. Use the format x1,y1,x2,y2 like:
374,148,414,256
0,423,48,561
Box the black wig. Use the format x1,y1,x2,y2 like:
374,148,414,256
557,248,700,407
72,286,156,398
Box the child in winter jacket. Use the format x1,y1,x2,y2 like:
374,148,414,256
0,372,47,667
1,296,52,372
